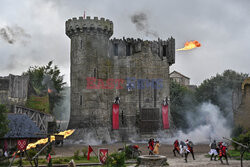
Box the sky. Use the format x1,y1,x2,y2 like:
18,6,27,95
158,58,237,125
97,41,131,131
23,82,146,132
0,0,249,85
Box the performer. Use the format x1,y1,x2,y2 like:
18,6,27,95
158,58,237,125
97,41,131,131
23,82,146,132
173,139,180,156
148,138,155,155
153,141,160,154
209,140,218,161
219,142,229,165
186,139,195,160
180,141,189,162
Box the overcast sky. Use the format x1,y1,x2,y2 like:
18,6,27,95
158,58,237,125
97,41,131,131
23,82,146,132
0,0,249,85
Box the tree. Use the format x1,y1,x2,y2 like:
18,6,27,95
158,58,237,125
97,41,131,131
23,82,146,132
23,61,66,113
0,104,9,137
170,80,197,130
195,69,248,119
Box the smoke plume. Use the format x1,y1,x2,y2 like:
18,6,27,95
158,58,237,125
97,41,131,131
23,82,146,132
53,87,70,130
42,74,55,92
159,102,231,144
131,12,158,38
0,25,31,44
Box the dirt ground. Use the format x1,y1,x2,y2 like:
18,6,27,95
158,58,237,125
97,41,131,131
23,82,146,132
53,143,250,167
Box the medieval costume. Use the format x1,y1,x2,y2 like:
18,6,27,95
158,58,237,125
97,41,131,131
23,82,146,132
153,141,160,154
209,140,218,161
148,138,155,155
186,139,195,161
219,142,229,165
173,140,180,156
180,141,189,162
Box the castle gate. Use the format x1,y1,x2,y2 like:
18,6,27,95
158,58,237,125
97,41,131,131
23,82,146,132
140,108,160,134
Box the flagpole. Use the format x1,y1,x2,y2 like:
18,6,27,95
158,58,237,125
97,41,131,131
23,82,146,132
90,145,98,157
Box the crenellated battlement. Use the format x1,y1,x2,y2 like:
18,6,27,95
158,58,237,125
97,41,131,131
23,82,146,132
65,16,113,38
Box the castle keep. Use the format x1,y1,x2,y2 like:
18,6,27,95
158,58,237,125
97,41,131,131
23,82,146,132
65,16,175,140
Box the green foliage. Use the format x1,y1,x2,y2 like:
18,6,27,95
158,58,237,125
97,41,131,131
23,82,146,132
53,158,65,164
232,130,250,150
106,151,125,167
125,145,133,159
26,95,50,113
195,70,248,117
23,61,66,113
82,147,88,158
0,104,9,137
231,125,244,138
228,150,250,160
73,150,81,160
170,80,197,130
26,149,38,158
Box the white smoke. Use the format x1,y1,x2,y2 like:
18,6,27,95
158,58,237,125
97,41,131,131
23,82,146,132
53,87,70,130
159,102,231,144
65,127,117,146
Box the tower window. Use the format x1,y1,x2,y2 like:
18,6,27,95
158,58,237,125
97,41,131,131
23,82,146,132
163,45,167,57
114,44,118,56
80,95,83,105
126,44,131,56
94,68,97,78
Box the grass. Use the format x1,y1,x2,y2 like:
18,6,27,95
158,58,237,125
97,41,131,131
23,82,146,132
228,150,250,160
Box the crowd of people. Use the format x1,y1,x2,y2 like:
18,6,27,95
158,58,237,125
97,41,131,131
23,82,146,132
147,138,230,165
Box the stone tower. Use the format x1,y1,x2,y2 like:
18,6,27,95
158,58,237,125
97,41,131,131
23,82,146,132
66,16,175,141
66,16,113,129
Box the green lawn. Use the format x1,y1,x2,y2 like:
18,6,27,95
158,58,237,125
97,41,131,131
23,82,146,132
228,150,250,160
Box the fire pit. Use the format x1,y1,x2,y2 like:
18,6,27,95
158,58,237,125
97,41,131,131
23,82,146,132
137,155,167,167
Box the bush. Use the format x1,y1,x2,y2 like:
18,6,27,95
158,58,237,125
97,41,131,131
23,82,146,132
231,126,244,138
82,147,88,158
73,150,80,160
232,130,250,150
106,151,125,167
27,149,38,158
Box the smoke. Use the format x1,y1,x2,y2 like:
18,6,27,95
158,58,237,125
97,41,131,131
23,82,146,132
130,12,158,38
53,87,70,130
0,25,31,45
65,127,116,146
159,102,231,144
42,74,55,92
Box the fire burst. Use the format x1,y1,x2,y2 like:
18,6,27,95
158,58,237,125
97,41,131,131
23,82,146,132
25,129,75,151
48,88,52,94
177,40,201,51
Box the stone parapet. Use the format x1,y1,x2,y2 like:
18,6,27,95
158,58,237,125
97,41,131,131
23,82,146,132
66,16,113,38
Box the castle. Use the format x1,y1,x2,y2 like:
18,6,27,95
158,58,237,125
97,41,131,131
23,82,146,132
65,16,175,141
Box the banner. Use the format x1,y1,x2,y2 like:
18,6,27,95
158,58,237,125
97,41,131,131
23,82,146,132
17,139,28,151
112,103,119,129
87,145,93,160
98,148,108,164
162,105,169,129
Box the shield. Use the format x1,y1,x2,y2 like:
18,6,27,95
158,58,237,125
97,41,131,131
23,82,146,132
98,148,108,164
17,139,28,151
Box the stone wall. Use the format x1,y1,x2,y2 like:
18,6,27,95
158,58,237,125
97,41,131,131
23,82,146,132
234,78,250,131
0,74,29,108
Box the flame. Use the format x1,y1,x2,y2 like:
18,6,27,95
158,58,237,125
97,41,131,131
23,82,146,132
177,40,201,51
25,129,75,151
48,88,52,93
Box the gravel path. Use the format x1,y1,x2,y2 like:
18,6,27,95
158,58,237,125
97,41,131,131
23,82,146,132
53,143,250,167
